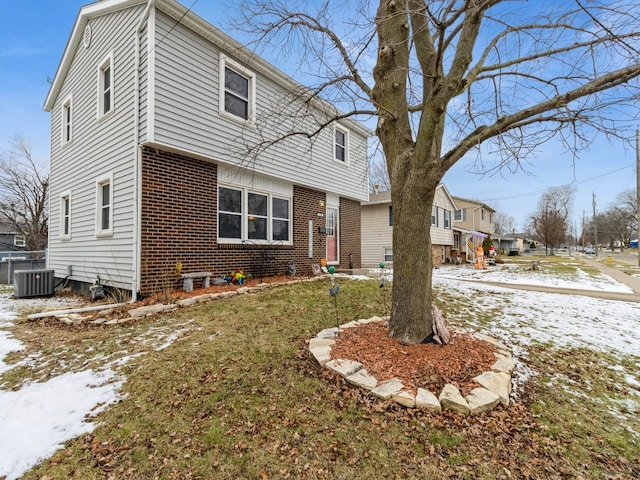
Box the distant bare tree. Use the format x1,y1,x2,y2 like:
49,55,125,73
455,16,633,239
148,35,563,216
493,212,516,235
530,187,574,254
0,137,49,251
236,0,640,344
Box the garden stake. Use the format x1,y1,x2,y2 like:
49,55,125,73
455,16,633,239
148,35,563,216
328,266,340,328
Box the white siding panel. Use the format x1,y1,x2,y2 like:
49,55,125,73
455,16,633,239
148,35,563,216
48,6,143,291
218,165,293,196
361,204,393,267
151,12,369,202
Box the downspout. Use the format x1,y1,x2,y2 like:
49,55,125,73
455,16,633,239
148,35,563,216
131,0,155,302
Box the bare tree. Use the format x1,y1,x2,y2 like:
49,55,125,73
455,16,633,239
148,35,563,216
530,187,574,254
235,0,640,344
493,212,516,235
0,137,49,251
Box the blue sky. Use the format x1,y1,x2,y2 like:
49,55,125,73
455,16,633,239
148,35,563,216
1,1,637,232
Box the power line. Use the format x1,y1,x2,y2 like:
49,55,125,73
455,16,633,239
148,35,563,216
477,163,635,203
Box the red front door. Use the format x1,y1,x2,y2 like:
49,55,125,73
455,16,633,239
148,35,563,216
326,207,338,263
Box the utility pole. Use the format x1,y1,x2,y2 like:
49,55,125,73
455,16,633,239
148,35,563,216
593,192,598,257
636,128,640,266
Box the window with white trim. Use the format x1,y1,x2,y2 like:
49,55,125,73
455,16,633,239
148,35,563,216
455,208,466,221
14,235,25,247
62,96,72,144
220,56,255,122
443,209,452,229
95,173,113,236
383,247,393,263
98,53,113,117
60,191,71,240
218,186,291,243
431,206,439,227
334,126,347,162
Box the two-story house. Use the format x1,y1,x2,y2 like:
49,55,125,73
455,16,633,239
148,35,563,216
43,0,370,299
451,196,496,261
361,184,458,267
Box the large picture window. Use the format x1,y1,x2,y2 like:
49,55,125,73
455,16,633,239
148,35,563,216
218,186,291,243
220,56,255,123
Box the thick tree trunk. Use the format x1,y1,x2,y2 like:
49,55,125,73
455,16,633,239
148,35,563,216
388,170,437,344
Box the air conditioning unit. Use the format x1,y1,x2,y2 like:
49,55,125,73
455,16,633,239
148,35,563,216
13,269,55,298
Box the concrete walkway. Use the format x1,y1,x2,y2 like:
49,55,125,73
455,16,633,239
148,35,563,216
454,254,640,303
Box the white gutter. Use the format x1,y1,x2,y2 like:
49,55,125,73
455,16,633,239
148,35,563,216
131,0,155,302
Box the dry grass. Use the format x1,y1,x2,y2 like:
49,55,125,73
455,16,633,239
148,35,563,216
3,277,639,479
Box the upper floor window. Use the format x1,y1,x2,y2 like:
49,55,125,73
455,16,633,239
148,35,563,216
431,206,439,227
218,185,291,243
98,53,114,118
334,126,348,162
62,96,72,144
95,173,113,236
14,235,25,248
481,208,485,221
455,208,466,221
388,206,393,226
220,56,255,123
60,192,72,240
443,209,452,229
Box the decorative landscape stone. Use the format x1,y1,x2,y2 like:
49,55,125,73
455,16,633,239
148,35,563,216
439,384,470,415
311,317,515,414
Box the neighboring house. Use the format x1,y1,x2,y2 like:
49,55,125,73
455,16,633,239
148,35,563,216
44,0,370,299
360,184,457,267
492,233,525,256
452,197,496,259
0,223,27,253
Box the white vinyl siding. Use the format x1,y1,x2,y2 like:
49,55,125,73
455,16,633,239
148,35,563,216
361,202,393,267
152,11,368,202
47,5,140,290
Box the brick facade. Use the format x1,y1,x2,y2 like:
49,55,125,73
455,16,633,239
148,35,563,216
139,147,361,296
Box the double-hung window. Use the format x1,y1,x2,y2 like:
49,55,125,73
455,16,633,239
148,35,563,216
98,53,113,118
334,126,348,162
14,235,25,248
96,173,113,236
62,96,72,145
443,209,452,229
454,208,466,221
220,56,255,123
431,206,439,227
218,186,291,243
60,191,71,240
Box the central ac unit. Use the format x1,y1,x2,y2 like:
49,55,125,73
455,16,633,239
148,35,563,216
13,269,55,298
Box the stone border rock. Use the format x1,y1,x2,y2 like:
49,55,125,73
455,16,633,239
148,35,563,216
310,317,515,415
30,278,319,325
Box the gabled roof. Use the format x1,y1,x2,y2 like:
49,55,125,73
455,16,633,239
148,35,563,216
451,195,496,213
43,0,372,137
362,190,391,205
363,184,458,209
